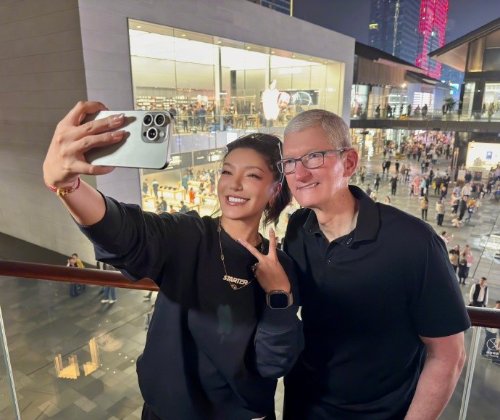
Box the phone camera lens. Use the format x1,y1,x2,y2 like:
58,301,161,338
154,113,166,126
146,127,159,141
143,114,153,126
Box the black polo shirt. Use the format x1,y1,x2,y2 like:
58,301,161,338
283,185,470,419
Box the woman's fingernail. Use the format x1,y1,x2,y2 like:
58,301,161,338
111,130,124,139
111,113,124,125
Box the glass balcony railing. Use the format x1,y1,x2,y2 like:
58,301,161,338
350,105,500,123
0,261,499,419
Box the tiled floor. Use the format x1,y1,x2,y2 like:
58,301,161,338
0,152,499,419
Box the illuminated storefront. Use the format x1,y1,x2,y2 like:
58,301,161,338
128,19,345,214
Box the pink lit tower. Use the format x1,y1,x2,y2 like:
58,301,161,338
369,0,450,79
415,0,449,79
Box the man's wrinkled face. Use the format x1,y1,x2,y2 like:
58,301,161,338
283,126,356,210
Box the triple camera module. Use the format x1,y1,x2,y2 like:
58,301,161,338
142,112,171,143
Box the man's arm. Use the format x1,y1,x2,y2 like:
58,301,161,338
405,332,466,420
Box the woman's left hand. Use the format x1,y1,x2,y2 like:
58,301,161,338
238,228,291,293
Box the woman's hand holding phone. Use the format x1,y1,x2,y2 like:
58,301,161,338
43,101,126,188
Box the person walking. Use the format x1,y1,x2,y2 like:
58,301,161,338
420,195,429,221
449,245,460,274
374,173,381,191
151,179,159,200
43,102,303,419
436,198,445,226
280,109,469,419
67,253,85,297
390,174,398,196
458,253,469,285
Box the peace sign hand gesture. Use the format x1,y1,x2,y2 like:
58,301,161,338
238,228,291,293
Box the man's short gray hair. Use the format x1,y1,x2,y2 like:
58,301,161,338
284,109,352,149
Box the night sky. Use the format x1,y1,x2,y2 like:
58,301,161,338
293,0,500,44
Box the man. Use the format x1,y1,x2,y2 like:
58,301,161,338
280,110,470,419
469,277,488,307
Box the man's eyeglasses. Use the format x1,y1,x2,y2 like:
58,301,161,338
277,148,348,174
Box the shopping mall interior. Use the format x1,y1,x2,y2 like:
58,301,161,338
0,1,499,419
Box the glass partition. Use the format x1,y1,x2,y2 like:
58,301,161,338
445,326,500,419
0,277,150,419
0,305,19,420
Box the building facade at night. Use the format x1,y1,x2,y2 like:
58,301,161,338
369,0,449,79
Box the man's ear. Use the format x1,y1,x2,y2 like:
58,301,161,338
343,149,359,178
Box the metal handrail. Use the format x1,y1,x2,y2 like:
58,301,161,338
0,260,157,291
0,259,499,328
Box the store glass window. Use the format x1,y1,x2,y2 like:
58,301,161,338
462,82,475,117
482,83,500,118
127,19,344,216
350,85,369,118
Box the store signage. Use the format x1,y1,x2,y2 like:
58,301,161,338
193,148,226,165
466,142,500,170
165,152,193,170
193,150,209,165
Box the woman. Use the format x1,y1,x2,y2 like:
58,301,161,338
420,195,429,221
457,252,469,285
435,198,445,226
43,102,303,419
448,245,460,274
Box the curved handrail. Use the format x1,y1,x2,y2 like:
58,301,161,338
0,260,158,291
0,260,499,328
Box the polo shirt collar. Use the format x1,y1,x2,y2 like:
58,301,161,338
303,185,380,243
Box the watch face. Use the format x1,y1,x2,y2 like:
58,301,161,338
269,292,290,309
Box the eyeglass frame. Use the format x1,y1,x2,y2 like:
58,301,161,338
277,148,349,174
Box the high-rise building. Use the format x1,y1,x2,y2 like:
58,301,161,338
369,0,449,79
247,0,292,16
369,0,420,65
415,0,449,79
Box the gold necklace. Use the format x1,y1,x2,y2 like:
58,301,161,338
217,219,260,291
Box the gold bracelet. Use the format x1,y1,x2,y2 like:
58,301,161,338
46,177,81,197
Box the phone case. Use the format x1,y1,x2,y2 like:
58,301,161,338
84,110,173,169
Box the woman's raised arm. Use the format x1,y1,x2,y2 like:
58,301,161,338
43,101,126,225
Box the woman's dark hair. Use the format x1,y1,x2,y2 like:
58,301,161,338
223,133,291,226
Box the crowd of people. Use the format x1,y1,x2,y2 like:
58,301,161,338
140,99,300,134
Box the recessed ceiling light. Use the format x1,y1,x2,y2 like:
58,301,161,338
136,25,142,29
271,50,275,54
246,46,251,50
181,33,186,37
216,41,222,44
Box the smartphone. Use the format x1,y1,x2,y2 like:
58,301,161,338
84,110,173,169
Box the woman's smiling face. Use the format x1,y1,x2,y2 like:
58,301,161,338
217,147,276,224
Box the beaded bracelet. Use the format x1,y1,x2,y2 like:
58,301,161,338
46,176,81,197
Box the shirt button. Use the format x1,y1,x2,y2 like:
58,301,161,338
327,258,332,264
347,238,353,245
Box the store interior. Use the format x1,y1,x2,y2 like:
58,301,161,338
127,18,343,225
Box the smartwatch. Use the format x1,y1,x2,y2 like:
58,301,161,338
266,290,293,309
